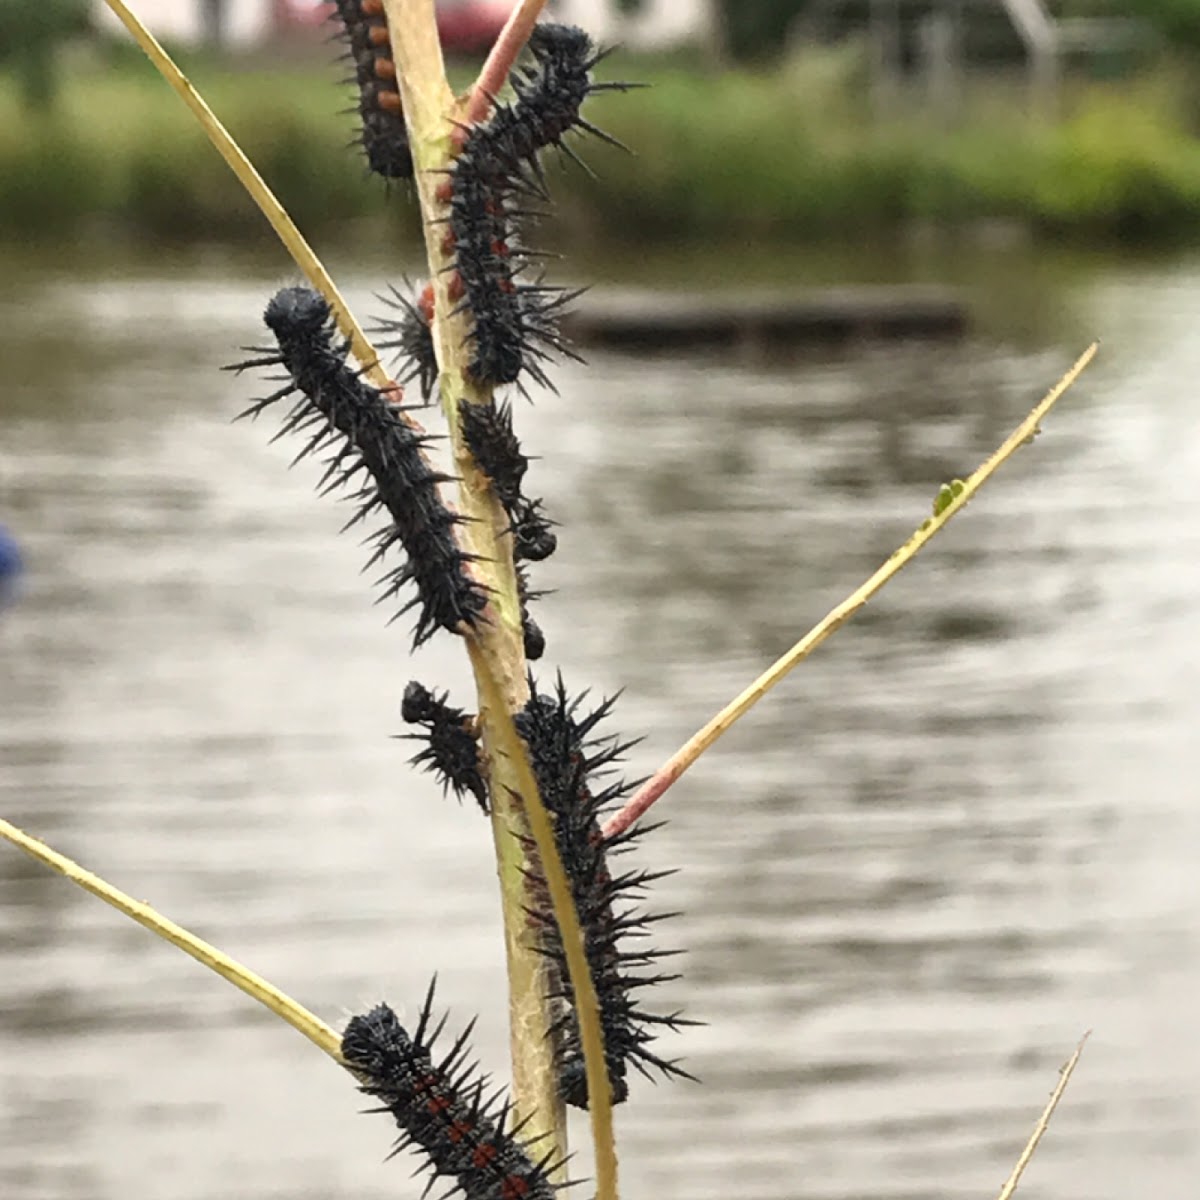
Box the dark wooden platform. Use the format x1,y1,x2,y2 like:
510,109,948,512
560,285,970,350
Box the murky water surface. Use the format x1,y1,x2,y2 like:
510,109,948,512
2,245,1199,1200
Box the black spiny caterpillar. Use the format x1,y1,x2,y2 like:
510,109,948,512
231,286,488,648
342,982,563,1200
515,674,695,1109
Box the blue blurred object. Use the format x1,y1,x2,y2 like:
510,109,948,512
0,523,22,606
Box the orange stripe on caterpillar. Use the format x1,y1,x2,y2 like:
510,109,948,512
330,0,413,179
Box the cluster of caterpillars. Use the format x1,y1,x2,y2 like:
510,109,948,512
231,12,689,1187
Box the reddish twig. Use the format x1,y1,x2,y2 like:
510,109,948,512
602,761,677,842
463,0,548,127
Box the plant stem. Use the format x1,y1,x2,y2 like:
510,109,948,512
101,0,385,383
471,647,620,1200
0,817,342,1060
382,0,573,1177
602,342,1099,841
386,6,618,1189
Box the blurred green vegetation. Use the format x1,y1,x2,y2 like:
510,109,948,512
0,0,90,109
581,51,1200,242
0,50,420,241
1113,0,1200,51
4,43,1200,245
715,0,807,62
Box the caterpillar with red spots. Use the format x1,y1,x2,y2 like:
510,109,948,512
485,23,633,175
331,0,413,180
342,982,562,1200
515,675,695,1109
440,23,632,392
230,286,487,648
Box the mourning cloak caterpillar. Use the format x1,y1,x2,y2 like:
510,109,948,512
231,286,488,647
372,26,626,393
377,282,439,405
331,0,414,179
401,681,488,812
443,164,553,391
460,399,557,563
515,675,693,1109
342,982,561,1200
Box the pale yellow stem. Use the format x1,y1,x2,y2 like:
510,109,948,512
997,1034,1090,1199
102,0,389,387
471,645,619,1200
384,4,618,1196
603,342,1099,841
0,817,341,1060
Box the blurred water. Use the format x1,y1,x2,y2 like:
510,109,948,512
2,246,1199,1200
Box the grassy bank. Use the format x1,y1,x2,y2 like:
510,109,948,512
589,62,1200,242
0,54,415,242
4,45,1200,245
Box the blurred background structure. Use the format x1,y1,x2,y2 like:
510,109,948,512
4,0,1200,242
4,2,1200,1200
89,1,721,51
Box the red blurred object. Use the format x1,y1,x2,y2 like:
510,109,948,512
436,0,511,54
276,0,509,53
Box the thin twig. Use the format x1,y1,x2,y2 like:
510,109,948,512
997,1033,1090,1200
464,0,549,127
602,343,1099,841
102,0,390,390
0,817,342,1060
